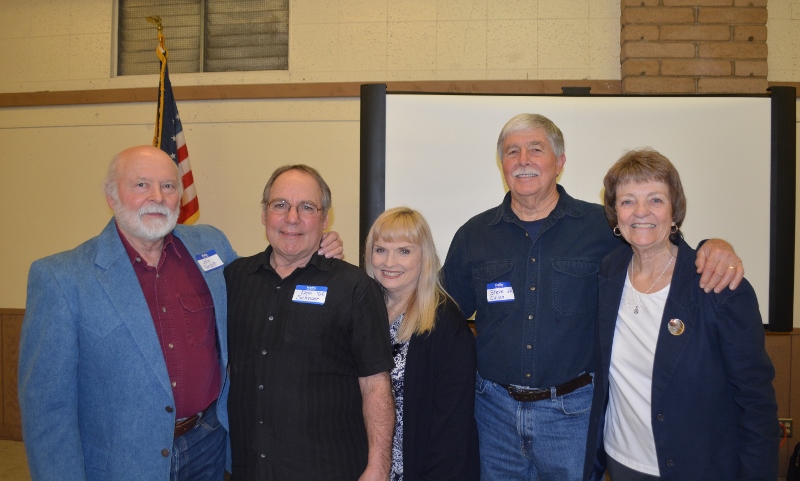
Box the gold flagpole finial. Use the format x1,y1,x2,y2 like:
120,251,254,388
146,16,162,31
146,16,165,48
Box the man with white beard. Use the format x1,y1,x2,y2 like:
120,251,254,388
18,145,341,481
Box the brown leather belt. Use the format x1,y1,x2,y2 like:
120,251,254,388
502,372,592,402
174,401,214,439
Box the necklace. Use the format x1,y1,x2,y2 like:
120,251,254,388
631,253,674,314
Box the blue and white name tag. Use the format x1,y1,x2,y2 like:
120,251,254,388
487,282,515,303
195,250,224,272
292,285,328,305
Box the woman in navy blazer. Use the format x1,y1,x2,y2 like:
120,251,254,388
584,149,778,480
365,207,479,481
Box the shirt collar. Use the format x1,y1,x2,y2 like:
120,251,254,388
249,245,333,275
490,184,587,226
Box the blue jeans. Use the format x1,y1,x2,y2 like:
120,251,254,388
170,400,227,481
475,371,593,481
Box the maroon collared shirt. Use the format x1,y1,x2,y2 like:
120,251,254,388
117,224,221,419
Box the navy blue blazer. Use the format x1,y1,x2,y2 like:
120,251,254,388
401,299,480,481
584,238,778,480
19,219,236,481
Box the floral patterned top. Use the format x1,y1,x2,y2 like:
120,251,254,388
389,313,410,481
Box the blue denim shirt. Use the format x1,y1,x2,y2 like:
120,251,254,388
442,185,621,388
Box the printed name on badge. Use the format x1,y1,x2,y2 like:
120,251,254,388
195,250,224,272
487,282,515,303
292,285,328,305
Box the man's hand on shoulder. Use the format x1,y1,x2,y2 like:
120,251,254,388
319,231,344,259
695,238,744,293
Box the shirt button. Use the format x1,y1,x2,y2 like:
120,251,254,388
530,286,535,291
162,307,167,313
168,343,174,349
161,448,169,457
136,257,142,263
525,373,531,378
165,406,174,413
526,345,532,349
268,316,274,321
258,384,264,390
276,286,281,290
657,414,664,421
260,453,266,458
666,459,674,467
531,258,535,262
261,350,267,355
171,381,176,387
156,273,160,278
528,315,533,320
258,419,264,424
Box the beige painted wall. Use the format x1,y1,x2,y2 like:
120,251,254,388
0,98,361,307
1,1,800,329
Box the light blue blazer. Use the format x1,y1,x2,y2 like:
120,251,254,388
18,219,236,481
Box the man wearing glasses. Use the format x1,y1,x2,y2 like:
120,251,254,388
224,165,395,481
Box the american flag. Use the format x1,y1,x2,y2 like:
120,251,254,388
153,36,199,224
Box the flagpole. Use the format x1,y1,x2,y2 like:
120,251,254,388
147,16,201,224
147,16,167,149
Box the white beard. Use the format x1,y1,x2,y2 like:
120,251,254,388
113,201,179,242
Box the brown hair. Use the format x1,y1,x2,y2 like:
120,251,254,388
260,164,332,212
603,148,686,233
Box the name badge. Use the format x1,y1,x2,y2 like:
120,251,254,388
195,250,224,272
292,285,328,305
487,282,515,303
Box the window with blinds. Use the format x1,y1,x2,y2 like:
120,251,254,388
117,0,288,75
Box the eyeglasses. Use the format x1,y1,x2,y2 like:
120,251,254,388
267,200,323,217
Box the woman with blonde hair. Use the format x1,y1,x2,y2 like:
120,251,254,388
365,207,479,481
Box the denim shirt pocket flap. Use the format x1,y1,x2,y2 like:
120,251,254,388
179,293,215,312
179,293,216,347
472,261,514,281
551,259,599,315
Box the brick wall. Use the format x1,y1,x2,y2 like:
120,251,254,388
621,0,768,94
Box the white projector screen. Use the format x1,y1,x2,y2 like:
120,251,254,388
379,94,772,322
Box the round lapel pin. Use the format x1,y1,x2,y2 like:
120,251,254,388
668,318,685,336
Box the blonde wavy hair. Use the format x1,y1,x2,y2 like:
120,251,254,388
364,207,456,342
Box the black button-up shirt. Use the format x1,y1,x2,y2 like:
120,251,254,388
225,247,393,481
441,186,622,388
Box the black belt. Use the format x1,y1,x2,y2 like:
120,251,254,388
174,401,215,439
502,373,592,402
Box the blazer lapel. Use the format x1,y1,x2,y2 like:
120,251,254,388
650,239,696,406
598,247,631,375
94,219,174,397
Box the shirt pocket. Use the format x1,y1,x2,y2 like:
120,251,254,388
551,258,598,315
179,293,216,347
472,261,516,320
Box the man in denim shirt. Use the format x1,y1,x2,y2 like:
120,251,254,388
441,114,744,480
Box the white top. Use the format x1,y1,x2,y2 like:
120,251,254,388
604,273,670,476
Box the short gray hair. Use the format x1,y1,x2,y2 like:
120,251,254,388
496,114,565,161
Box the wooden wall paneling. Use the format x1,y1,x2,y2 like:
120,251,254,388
768,332,793,475
1,312,23,441
787,331,800,474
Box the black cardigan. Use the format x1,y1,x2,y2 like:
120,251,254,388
401,299,480,481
